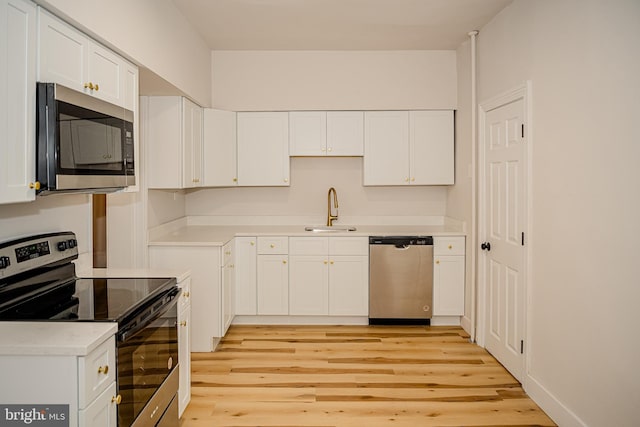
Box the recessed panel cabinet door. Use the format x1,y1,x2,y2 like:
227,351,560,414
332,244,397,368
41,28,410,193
257,255,289,315
0,0,37,204
87,40,123,106
363,111,409,185
38,8,86,92
203,109,237,186
237,112,290,186
410,110,454,185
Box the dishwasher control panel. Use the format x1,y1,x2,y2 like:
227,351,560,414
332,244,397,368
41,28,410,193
369,236,433,246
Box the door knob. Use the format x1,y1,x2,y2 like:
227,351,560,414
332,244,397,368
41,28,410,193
481,242,491,251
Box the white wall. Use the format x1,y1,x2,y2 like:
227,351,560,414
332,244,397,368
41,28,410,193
211,50,456,110
36,0,211,107
0,195,93,269
187,157,447,220
474,1,640,425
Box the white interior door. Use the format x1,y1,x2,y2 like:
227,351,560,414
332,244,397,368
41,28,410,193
481,94,527,383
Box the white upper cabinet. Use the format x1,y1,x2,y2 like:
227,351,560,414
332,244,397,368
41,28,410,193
289,111,363,156
0,0,37,204
203,109,237,187
410,110,454,185
363,111,410,185
327,111,364,156
237,112,290,186
147,96,203,189
38,7,136,109
363,110,454,185
289,111,326,156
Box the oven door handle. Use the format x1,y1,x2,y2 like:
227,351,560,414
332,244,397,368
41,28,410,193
117,287,181,342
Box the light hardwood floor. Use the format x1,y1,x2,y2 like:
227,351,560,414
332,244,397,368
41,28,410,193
180,325,556,427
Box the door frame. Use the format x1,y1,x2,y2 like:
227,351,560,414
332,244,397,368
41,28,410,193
476,81,533,384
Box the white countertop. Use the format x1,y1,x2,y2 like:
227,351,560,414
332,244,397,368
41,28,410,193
149,224,465,246
0,322,116,356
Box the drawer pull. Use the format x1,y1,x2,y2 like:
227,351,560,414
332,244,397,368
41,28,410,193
436,260,440,264
448,244,453,249
98,365,109,375
111,395,122,405
250,241,255,246
270,244,275,248
282,260,287,264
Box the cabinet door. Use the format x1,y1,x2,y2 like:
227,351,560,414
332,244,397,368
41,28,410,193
222,241,235,334
123,62,138,112
178,303,191,417
0,0,36,204
78,382,117,427
235,237,257,315
182,98,203,188
410,110,454,185
289,111,326,156
363,111,409,185
289,256,329,315
87,40,123,106
327,111,364,156
149,246,221,351
433,255,465,315
237,112,290,186
329,256,369,316
203,109,237,186
146,96,183,189
38,8,87,93
257,255,289,315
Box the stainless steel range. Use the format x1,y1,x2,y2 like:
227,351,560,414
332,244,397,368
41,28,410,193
0,231,180,426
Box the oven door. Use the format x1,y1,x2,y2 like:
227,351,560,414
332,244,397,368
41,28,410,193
116,287,180,427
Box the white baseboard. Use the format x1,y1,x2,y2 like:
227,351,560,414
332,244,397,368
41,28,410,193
429,316,461,326
525,373,587,427
460,315,472,336
232,315,369,325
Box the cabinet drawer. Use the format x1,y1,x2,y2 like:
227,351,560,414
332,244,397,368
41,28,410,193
434,236,465,256
289,237,329,255
78,336,116,408
329,237,369,255
78,381,117,427
257,236,288,254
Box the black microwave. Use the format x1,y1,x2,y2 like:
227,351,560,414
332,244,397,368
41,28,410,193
36,82,135,194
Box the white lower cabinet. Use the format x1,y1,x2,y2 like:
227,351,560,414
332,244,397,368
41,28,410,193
0,332,117,427
289,236,368,316
149,246,222,351
222,240,236,334
78,382,117,427
433,236,466,316
235,237,257,315
177,277,191,417
256,236,289,315
257,254,289,315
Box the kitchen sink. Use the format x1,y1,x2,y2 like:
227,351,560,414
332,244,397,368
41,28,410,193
304,226,357,232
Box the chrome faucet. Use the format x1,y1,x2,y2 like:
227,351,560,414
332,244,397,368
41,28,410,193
327,187,339,226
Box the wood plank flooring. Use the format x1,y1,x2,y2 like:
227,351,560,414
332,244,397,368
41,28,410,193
180,325,556,427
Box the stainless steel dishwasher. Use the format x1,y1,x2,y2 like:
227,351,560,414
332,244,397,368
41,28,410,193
369,236,433,324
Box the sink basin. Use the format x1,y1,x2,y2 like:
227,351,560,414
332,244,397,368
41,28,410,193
304,226,357,233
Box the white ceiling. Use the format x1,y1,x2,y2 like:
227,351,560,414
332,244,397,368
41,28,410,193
172,0,513,51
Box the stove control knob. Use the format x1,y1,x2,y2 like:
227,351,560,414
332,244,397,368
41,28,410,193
68,239,77,249
57,241,68,251
0,256,10,269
